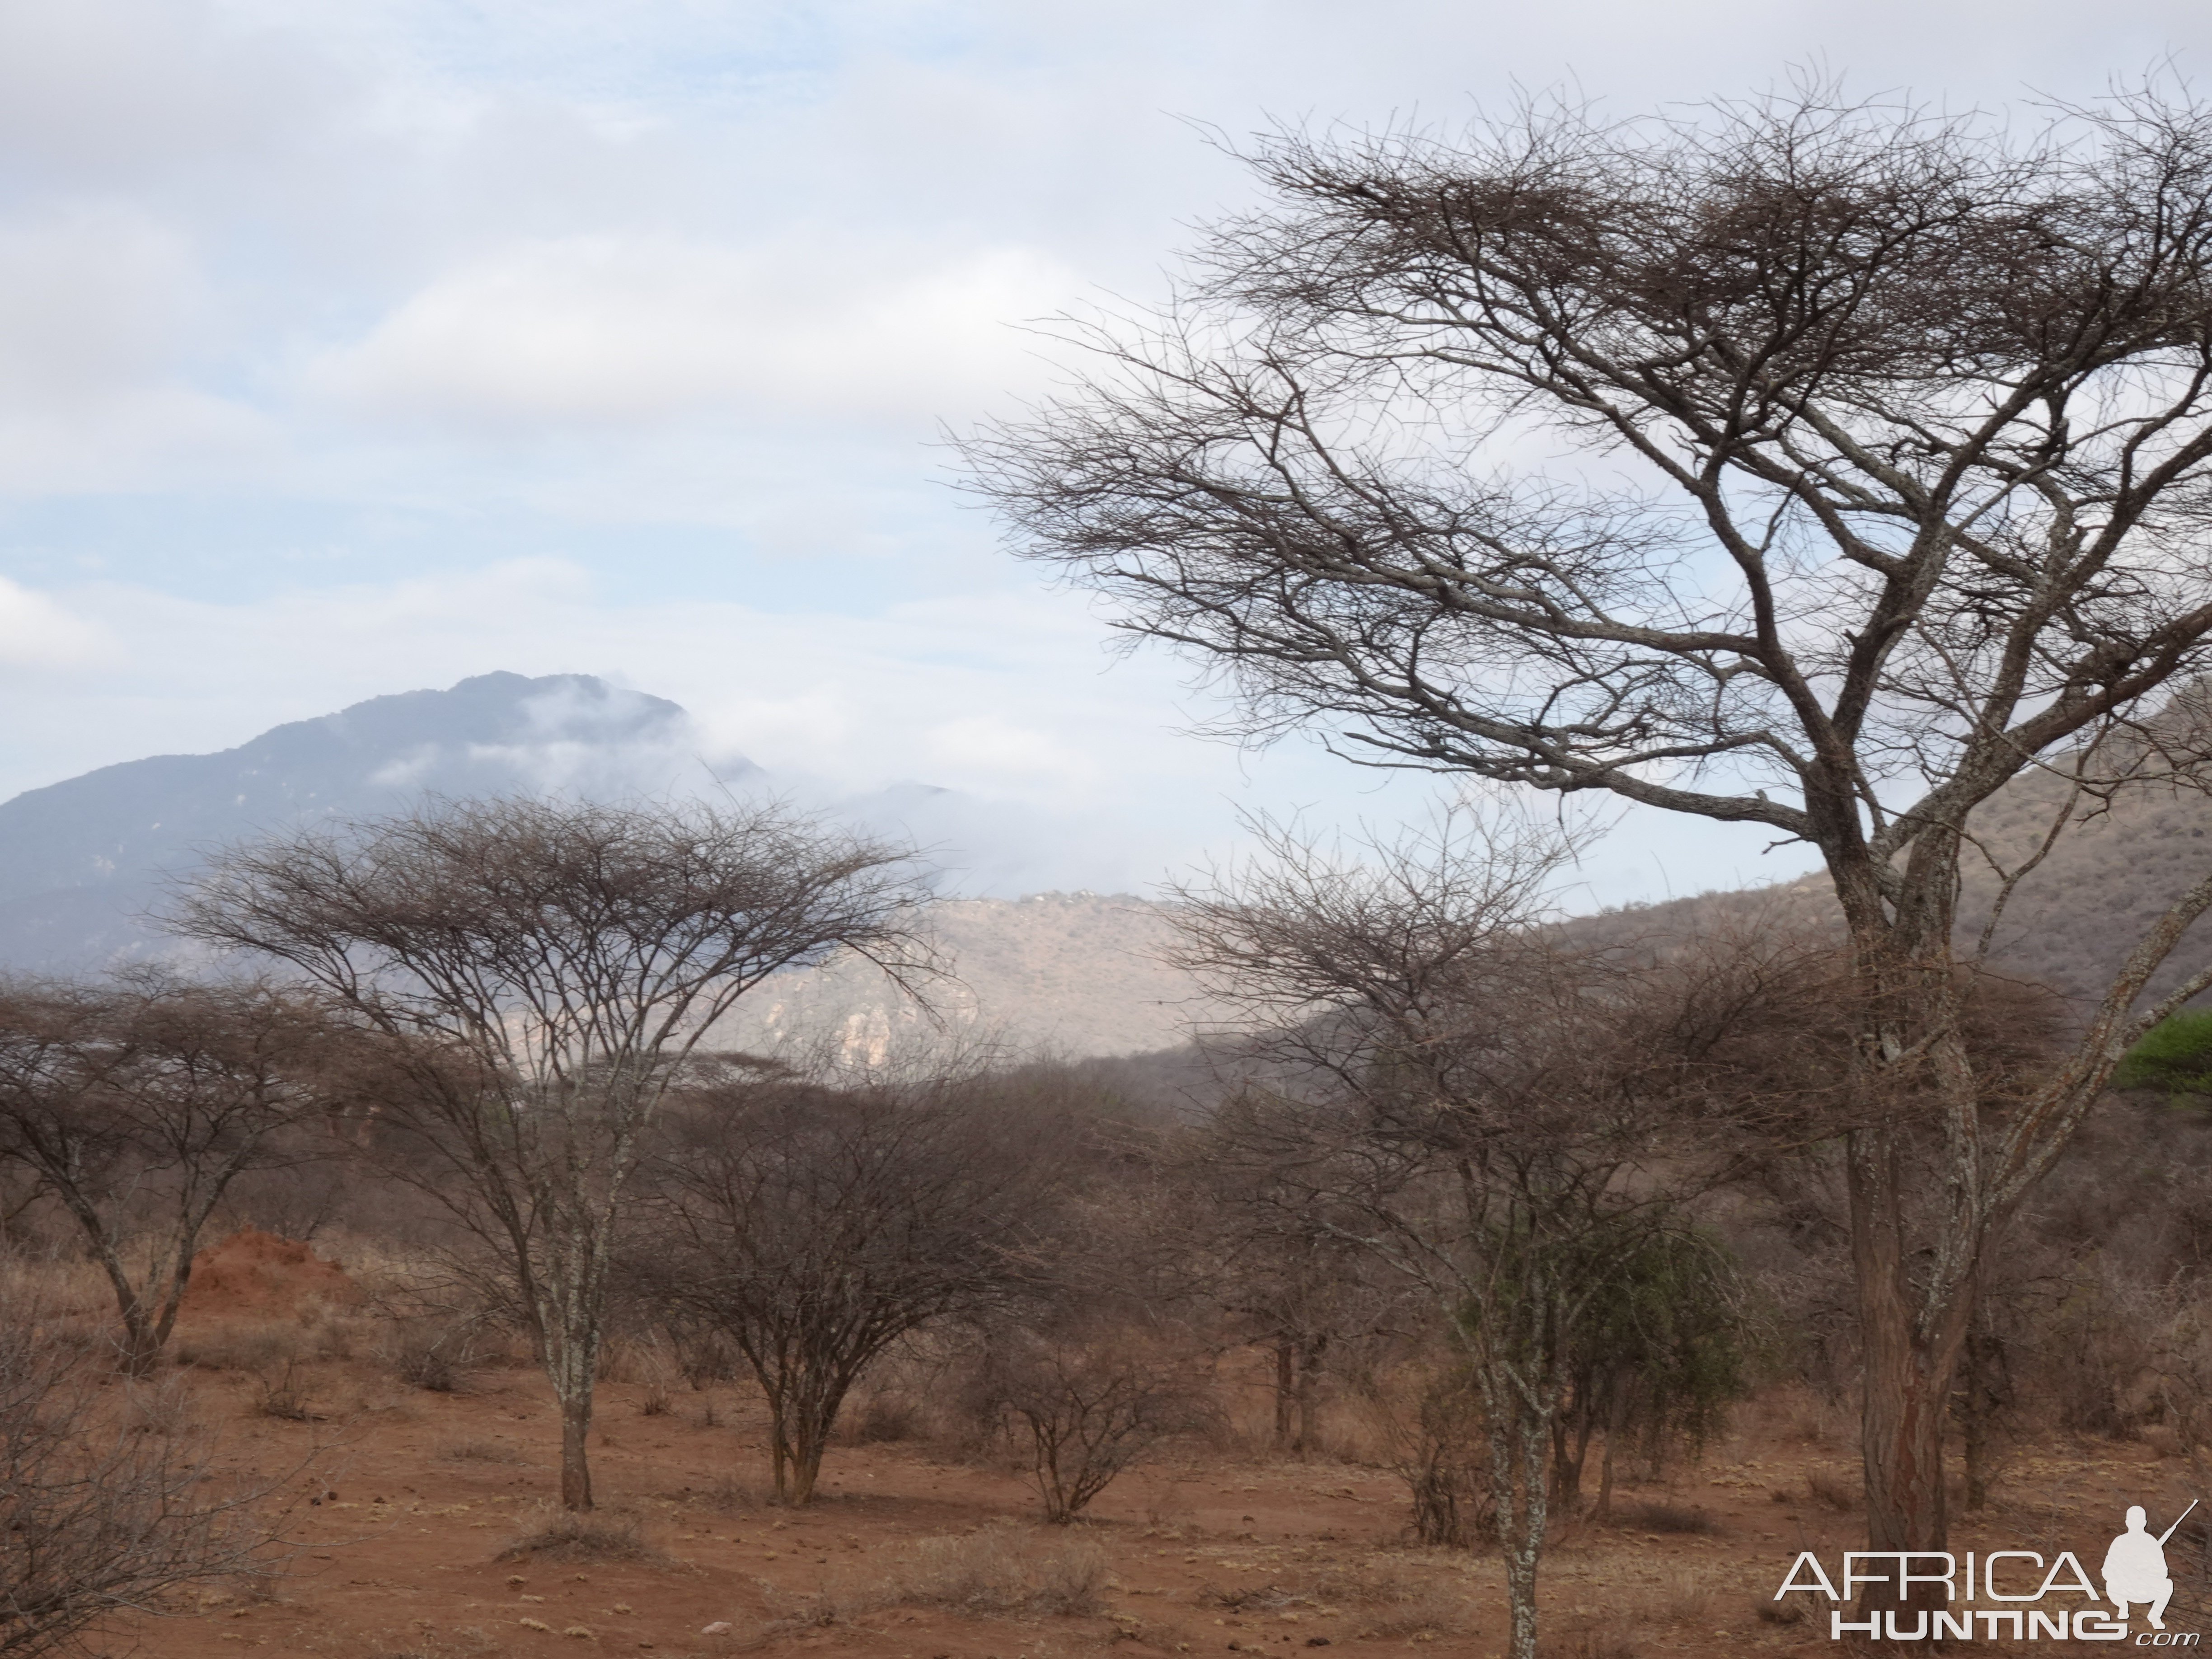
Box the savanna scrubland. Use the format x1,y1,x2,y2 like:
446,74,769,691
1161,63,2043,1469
29,71,2212,1659
4,787,2212,1659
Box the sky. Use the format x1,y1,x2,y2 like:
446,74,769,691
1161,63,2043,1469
0,0,2203,906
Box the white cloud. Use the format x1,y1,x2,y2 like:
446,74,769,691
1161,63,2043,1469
0,578,114,671
0,0,2194,907
303,233,1076,430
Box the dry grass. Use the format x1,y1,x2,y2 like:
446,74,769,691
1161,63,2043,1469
493,1507,668,1565
1298,1559,1471,1640
1614,1500,1717,1534
688,1473,765,1513
1805,1468,1860,1511
772,1529,1106,1630
437,1439,524,1465
1656,1574,1714,1627
254,1360,325,1422
1542,1622,1640,1659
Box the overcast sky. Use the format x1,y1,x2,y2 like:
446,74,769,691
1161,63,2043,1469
0,0,2201,905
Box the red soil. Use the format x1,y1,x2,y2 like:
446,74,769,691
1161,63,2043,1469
109,1346,2197,1659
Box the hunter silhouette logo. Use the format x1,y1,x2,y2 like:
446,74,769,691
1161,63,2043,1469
2108,1502,2195,1631
1773,1500,2203,1643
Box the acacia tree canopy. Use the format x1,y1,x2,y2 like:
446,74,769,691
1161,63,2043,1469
169,795,937,1511
965,77,2212,1603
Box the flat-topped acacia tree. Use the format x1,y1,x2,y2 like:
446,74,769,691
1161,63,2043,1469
964,81,2212,1584
171,796,935,1510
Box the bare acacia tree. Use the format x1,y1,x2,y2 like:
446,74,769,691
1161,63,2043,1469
966,80,2212,1572
633,1065,1055,1504
0,975,333,1375
981,1322,1209,1525
1175,1111,1412,1453
169,795,934,1511
1168,810,1792,1659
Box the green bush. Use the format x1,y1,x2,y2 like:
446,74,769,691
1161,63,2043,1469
2113,1010,2212,1101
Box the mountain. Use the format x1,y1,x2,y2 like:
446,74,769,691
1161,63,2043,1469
0,672,719,972
0,672,1223,1055
14,669,2205,1056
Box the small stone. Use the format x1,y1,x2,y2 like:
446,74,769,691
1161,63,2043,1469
701,1622,733,1636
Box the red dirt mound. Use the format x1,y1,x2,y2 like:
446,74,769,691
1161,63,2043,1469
178,1227,360,1322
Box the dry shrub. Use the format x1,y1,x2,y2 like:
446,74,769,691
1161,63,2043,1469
1358,1360,1492,1548
1302,1560,1470,1640
835,1390,919,1445
386,1321,476,1393
693,1473,765,1513
775,1529,1106,1629
438,1439,524,1465
254,1359,324,1423
1615,1500,1716,1534
982,1331,1210,1524
1195,1581,1292,1612
1543,1621,1640,1659
0,1310,288,1655
1657,1574,1714,1626
1805,1468,1858,1511
1754,1597,1809,1627
675,1330,739,1389
878,1531,1106,1616
495,1506,667,1565
174,1323,303,1373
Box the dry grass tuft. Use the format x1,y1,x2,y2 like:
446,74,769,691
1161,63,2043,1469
773,1530,1106,1630
1543,1625,1640,1659
1804,1468,1859,1511
1615,1500,1717,1534
1302,1560,1470,1640
254,1360,325,1423
438,1439,524,1465
494,1508,667,1565
1657,1574,1714,1627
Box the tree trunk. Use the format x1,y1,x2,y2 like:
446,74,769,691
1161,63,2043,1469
1273,1340,1294,1449
1848,1120,1976,1626
1594,1384,1628,1524
118,1299,162,1380
560,1388,594,1511
1294,1336,1324,1455
548,1300,600,1512
1958,1310,2000,1512
1490,1406,1550,1659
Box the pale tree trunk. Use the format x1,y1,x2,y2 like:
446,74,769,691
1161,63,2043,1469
548,1318,599,1511
559,1387,594,1511
1488,1402,1551,1659
540,1242,609,1512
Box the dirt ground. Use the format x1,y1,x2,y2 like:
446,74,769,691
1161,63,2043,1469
93,1238,2206,1659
